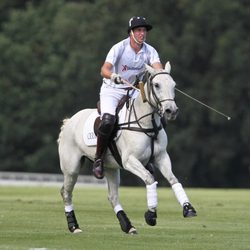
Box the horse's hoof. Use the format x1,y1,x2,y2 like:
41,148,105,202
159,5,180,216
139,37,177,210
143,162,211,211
128,227,137,235
73,228,82,233
144,210,157,226
69,225,82,233
183,202,197,217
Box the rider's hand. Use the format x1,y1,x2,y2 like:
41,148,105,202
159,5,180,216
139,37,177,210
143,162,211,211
111,73,123,84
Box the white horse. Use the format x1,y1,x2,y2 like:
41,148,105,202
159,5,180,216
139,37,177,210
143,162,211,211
58,62,196,234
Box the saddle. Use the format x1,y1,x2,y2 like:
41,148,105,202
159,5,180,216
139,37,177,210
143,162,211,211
94,94,129,135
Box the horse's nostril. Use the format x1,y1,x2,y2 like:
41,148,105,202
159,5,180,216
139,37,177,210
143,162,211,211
166,109,172,114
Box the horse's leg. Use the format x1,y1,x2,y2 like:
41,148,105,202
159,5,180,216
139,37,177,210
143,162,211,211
155,152,197,217
59,145,83,233
105,168,137,234
122,155,158,226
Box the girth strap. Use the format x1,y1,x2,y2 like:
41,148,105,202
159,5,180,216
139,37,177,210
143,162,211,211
108,141,123,167
119,125,162,134
148,113,160,165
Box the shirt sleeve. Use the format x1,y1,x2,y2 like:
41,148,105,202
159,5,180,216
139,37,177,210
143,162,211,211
105,43,122,66
146,45,161,65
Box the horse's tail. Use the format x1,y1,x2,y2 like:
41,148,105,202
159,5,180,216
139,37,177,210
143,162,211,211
57,118,69,145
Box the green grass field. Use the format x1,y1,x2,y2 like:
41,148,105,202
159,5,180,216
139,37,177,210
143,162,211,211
0,185,249,250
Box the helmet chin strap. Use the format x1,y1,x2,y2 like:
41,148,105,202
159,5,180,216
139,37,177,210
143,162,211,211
131,30,145,45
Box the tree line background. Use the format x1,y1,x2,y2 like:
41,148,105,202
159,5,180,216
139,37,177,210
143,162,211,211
0,0,249,187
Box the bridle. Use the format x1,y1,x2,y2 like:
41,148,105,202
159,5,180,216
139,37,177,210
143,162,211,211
144,71,175,117
114,70,176,168
118,70,176,137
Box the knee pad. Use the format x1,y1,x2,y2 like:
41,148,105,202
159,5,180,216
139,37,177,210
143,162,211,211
98,113,116,137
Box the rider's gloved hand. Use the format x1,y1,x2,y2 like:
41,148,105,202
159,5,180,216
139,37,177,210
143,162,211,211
111,73,123,84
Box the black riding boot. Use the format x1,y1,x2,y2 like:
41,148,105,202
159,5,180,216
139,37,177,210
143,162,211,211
93,113,116,179
93,134,109,179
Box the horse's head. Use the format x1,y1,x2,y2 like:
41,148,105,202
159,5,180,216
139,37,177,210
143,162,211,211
144,62,179,120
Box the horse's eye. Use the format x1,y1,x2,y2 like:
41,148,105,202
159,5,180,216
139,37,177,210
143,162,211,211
154,83,160,89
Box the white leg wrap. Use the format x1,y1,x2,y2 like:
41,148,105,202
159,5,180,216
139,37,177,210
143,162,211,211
114,204,123,214
172,183,189,206
146,181,158,210
65,204,74,212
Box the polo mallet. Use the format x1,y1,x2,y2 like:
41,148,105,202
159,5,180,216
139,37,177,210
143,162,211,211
175,87,231,120
139,81,147,102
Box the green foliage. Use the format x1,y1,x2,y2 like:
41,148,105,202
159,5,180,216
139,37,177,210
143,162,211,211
0,0,101,173
165,0,250,187
0,0,249,187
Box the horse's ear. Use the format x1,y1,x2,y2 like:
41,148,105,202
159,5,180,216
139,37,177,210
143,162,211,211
165,61,171,73
145,64,155,75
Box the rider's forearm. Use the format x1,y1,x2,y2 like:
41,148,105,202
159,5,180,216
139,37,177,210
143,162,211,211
100,62,113,79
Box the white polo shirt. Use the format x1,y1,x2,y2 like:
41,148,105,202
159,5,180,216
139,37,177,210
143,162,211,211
103,37,161,88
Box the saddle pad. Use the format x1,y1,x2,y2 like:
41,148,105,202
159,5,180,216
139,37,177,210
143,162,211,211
83,106,127,146
83,110,99,146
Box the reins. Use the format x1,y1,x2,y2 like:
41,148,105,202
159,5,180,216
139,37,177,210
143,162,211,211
113,70,174,168
118,71,169,139
118,70,178,134
118,99,162,139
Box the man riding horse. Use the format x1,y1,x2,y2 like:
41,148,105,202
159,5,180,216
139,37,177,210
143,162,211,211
93,16,163,179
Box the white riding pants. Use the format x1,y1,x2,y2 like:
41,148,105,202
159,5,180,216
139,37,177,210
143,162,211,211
100,83,139,117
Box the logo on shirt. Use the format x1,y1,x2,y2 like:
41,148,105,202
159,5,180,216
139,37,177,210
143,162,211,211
122,65,128,71
121,64,144,72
